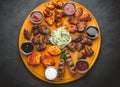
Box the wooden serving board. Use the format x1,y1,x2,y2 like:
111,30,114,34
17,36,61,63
18,0,101,84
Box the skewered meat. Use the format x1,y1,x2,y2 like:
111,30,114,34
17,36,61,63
81,37,92,46
36,42,46,51
55,18,63,27
76,42,85,51
67,25,77,33
69,16,79,25
43,8,53,17
42,35,50,44
79,13,91,22
39,25,51,35
54,0,64,9
24,28,32,40
32,25,39,36
47,1,55,10
77,21,87,32
32,35,40,45
67,42,76,52
65,50,76,74
71,35,84,42
57,59,65,79
75,7,83,17
84,46,94,57
55,9,64,18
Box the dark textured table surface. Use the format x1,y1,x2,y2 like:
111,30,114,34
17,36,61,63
0,0,120,87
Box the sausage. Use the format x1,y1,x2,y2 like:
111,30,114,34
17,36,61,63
65,50,76,75
57,59,65,79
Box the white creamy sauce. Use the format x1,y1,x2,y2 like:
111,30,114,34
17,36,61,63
45,66,57,80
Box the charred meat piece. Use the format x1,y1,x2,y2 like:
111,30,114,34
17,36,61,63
79,13,91,22
39,25,51,35
81,37,92,46
55,18,63,27
77,21,87,32
67,25,77,33
54,1,64,9
43,8,53,17
42,35,50,44
69,16,79,25
24,28,32,40
55,9,64,18
67,42,76,52
71,35,84,42
32,35,40,45
57,59,65,79
32,25,39,36
78,52,87,59
36,42,46,51
65,50,76,74
84,46,94,57
75,7,83,17
76,42,85,51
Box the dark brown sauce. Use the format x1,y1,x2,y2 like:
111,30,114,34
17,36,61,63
86,26,98,38
21,42,34,53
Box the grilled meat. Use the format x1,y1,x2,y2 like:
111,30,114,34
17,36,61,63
77,21,87,32
71,35,84,42
32,25,39,36
76,42,85,51
42,35,50,44
39,25,51,35
32,35,40,45
24,28,32,40
36,42,46,51
67,42,76,52
81,37,92,46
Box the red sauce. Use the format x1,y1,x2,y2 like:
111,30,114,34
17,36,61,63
31,11,43,22
63,3,76,15
76,60,89,71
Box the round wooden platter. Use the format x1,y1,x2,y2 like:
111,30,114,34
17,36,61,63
18,0,101,84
